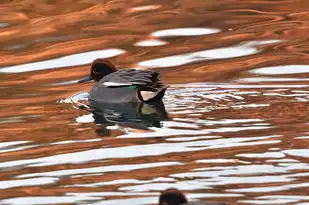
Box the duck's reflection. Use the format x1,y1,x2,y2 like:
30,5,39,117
89,101,168,135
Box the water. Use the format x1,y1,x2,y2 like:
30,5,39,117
1,0,309,204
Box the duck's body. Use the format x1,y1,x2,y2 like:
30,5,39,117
90,69,168,103
79,59,168,103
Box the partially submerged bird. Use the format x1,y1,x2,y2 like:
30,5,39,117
159,188,229,205
78,59,168,103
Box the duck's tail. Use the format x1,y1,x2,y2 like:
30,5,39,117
137,85,169,103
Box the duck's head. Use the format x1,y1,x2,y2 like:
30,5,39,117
78,59,118,83
159,188,188,205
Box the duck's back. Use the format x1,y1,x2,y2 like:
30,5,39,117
89,69,167,103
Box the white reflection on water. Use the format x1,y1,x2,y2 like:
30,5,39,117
196,159,249,164
119,181,212,191
0,22,8,28
138,40,280,68
70,192,158,196
0,49,125,73
139,44,256,68
0,195,101,205
166,136,221,142
240,195,309,204
0,145,38,154
76,113,95,123
186,118,264,126
172,164,292,178
66,177,175,188
0,135,279,170
266,158,299,163
0,141,37,154
236,151,285,158
117,126,271,139
0,177,58,189
134,39,167,47
283,149,309,157
240,198,300,204
228,182,309,193
0,141,29,148
51,138,102,145
128,4,161,12
17,162,183,178
151,27,220,37
172,83,309,89
238,77,309,83
120,175,293,192
88,197,157,205
251,65,309,75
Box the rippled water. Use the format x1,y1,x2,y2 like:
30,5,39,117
2,0,309,204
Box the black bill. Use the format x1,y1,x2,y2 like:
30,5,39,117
78,76,93,83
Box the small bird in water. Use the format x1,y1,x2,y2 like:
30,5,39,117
78,59,168,103
159,188,229,205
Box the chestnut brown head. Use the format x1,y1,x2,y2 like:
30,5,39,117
78,59,118,83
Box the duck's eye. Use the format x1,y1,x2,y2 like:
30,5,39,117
93,63,109,74
93,68,98,73
92,65,102,73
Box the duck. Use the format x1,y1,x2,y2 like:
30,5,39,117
159,188,229,205
78,59,168,103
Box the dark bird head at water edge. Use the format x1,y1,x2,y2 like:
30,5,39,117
159,188,229,205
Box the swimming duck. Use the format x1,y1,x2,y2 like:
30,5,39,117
159,188,229,205
78,59,168,103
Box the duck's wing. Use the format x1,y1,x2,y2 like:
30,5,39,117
101,69,160,87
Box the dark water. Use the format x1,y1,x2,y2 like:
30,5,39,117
1,0,309,204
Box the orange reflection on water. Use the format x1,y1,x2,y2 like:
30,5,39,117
2,0,309,205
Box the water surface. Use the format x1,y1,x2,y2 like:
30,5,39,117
1,0,309,204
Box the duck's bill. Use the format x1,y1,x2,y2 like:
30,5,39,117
78,76,93,83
